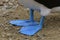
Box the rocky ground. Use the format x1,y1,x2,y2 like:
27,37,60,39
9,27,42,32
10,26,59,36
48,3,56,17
0,0,60,40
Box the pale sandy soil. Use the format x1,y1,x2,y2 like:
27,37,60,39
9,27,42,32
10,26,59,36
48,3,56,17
0,5,60,40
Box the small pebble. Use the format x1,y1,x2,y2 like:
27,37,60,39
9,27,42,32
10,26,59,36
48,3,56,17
0,2,4,6
3,0,9,3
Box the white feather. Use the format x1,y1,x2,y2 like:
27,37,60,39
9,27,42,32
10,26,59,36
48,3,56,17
51,7,60,13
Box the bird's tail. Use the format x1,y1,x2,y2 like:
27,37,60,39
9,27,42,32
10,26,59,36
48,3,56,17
51,7,60,13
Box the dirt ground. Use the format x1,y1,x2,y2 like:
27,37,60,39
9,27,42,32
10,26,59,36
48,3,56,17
0,5,60,40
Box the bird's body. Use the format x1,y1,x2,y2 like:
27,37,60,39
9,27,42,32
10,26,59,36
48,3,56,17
34,0,60,9
18,0,45,10
18,0,60,16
